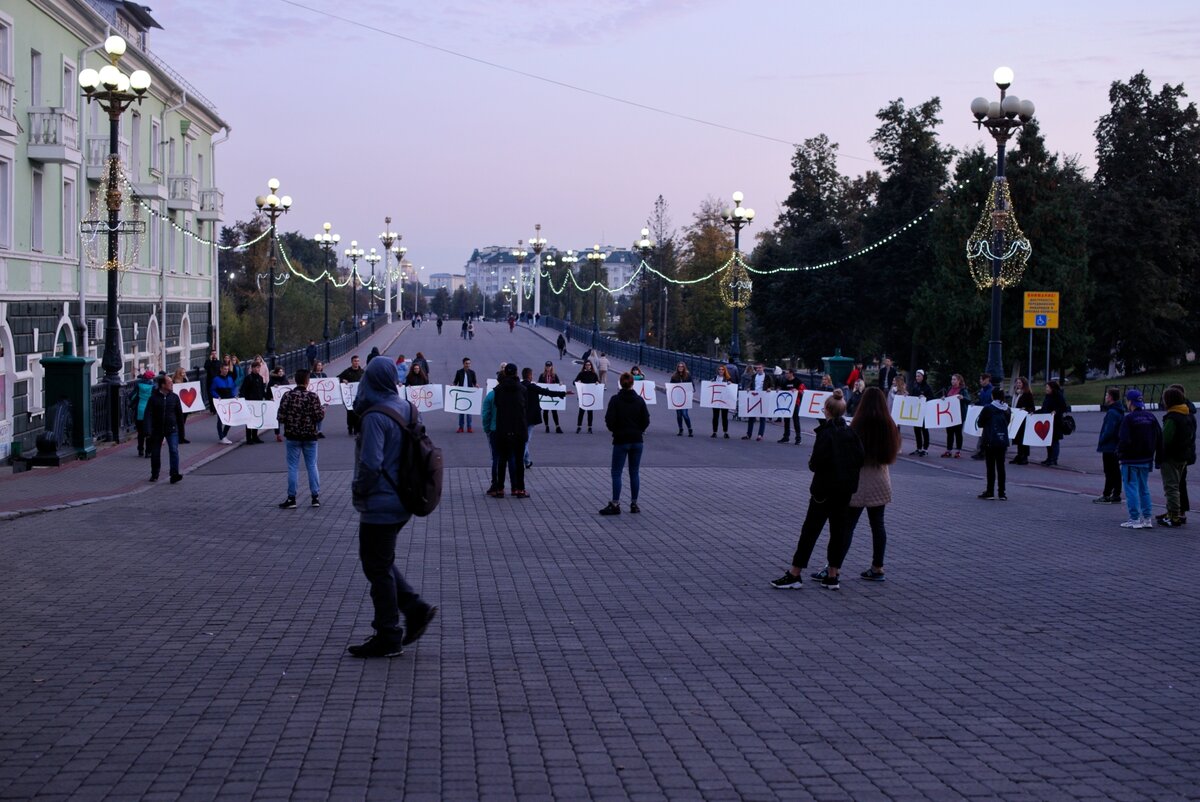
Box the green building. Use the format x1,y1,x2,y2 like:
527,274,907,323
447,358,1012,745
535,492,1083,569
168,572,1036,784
0,0,229,459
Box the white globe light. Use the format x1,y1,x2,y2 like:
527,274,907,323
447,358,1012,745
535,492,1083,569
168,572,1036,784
987,101,1002,120
1001,95,1022,116
268,178,280,192
745,208,756,220
993,66,1014,88
104,35,127,57
115,73,130,92
266,193,279,207
129,70,151,92
332,234,341,243
970,96,990,119
78,68,99,90
280,195,292,208
98,64,120,88
1018,99,1036,119
732,191,744,203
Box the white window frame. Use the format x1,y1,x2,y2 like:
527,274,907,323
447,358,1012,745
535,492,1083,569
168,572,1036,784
61,56,76,116
31,166,44,252
182,213,190,274
30,49,41,106
0,13,14,80
149,117,161,176
62,175,76,257
130,110,141,177
0,155,11,249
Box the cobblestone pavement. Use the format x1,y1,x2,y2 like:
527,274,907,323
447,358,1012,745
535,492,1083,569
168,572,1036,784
1,321,1197,800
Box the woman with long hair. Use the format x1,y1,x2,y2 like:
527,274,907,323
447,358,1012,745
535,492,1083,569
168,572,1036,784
574,359,600,433
711,363,734,438
1009,376,1036,465
941,373,972,458
539,361,564,433
1038,380,1069,466
847,387,900,580
170,367,192,444
669,361,695,437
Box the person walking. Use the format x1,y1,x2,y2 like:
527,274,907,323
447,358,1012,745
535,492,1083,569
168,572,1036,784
276,368,325,509
909,369,933,456
348,357,438,658
146,374,186,484
436,317,443,335
940,373,972,458
599,372,651,515
668,361,695,437
210,364,236,444
305,339,318,369
977,388,1012,500
453,357,478,433
1009,376,1036,465
338,355,365,436
1094,387,1125,504
521,367,569,469
467,320,475,340
711,363,735,438
597,353,611,386
492,363,529,497
574,359,600,434
539,362,565,433
740,362,775,441
770,390,864,590
556,333,567,360
779,369,805,445
169,367,192,444
461,319,469,339
128,370,155,457
1158,386,1196,527
1038,379,1069,466
1117,389,1163,529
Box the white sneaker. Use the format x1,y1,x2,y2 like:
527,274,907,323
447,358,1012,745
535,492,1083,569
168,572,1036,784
1140,517,1155,528
219,438,233,445
1120,519,1141,528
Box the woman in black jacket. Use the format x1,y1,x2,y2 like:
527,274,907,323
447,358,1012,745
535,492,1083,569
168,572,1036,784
1009,376,1036,464
239,358,268,444
574,360,600,433
405,363,429,386
599,372,651,515
1038,380,1069,466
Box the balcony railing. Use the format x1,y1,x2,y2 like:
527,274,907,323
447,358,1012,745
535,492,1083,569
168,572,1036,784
167,175,198,210
84,135,131,181
0,72,14,123
28,107,79,147
198,188,224,220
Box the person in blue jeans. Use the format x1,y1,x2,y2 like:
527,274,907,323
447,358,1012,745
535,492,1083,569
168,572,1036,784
453,357,478,433
669,362,695,436
276,369,325,509
600,372,650,515
1116,388,1162,529
145,375,186,483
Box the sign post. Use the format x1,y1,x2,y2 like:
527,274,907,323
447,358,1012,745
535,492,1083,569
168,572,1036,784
1023,292,1059,381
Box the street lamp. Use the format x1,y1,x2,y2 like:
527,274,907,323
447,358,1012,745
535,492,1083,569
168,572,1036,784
529,224,547,319
392,245,408,319
314,223,340,360
561,250,578,324
255,179,292,369
586,245,607,347
970,66,1036,384
379,219,401,323
511,242,527,318
78,34,151,440
634,228,654,364
364,248,382,329
345,241,365,343
720,191,755,365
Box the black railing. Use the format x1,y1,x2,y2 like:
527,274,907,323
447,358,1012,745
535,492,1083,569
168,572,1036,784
91,382,137,443
274,331,364,377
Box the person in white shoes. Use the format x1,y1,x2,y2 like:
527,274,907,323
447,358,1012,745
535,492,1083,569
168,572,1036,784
1117,389,1163,529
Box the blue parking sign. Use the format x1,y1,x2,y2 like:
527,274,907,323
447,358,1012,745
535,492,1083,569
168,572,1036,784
1035,314,1047,326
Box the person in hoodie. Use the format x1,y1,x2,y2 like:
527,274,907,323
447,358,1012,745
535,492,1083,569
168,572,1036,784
1164,383,1195,522
1117,389,1163,529
599,372,650,516
128,370,156,457
348,357,437,658
520,367,569,469
1094,387,1125,504
909,369,934,456
976,388,1012,500
491,363,530,498
1158,386,1196,527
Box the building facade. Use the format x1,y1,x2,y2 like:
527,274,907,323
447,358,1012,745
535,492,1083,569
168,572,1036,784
463,245,639,301
0,0,228,458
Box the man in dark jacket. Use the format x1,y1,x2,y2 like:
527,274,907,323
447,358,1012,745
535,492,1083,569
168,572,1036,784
492,364,529,497
276,369,325,509
520,367,568,469
240,358,268,444
203,349,222,411
452,357,478,433
1117,388,1163,529
600,372,651,515
338,355,365,435
146,375,186,483
877,357,897,392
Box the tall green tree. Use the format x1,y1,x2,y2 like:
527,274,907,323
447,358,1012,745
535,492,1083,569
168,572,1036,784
1089,72,1200,370
673,198,734,356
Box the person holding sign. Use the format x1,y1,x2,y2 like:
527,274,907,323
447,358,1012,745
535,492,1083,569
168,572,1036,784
170,368,192,444
210,364,236,444
939,374,972,458
668,362,695,437
909,370,934,456
521,367,569,469
539,362,565,433
770,390,864,591
711,364,735,438
574,359,600,433
1037,380,1069,466
339,356,365,436
1009,376,1036,465
740,363,775,441
977,389,1012,500
778,369,805,444
599,373,651,515
453,358,479,433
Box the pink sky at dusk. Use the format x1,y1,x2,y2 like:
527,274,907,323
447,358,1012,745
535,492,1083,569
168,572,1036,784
153,0,1199,275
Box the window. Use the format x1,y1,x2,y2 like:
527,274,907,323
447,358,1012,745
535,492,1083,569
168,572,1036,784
0,157,11,249
147,200,156,268
130,111,141,176
168,216,175,272
182,214,190,273
31,167,43,252
0,16,13,79
61,58,75,115
183,141,191,177
30,49,41,106
197,153,205,186
62,177,75,257
168,137,175,174
149,118,160,174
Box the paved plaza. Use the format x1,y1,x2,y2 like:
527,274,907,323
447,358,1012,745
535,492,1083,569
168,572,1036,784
1,321,1198,800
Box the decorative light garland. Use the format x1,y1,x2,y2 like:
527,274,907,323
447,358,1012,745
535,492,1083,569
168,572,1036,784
965,177,1031,290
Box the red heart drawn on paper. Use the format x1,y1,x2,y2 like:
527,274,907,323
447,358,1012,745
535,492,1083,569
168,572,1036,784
1033,420,1051,440
179,388,198,408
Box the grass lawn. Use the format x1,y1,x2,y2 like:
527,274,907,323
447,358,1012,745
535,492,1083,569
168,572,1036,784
1064,364,1200,405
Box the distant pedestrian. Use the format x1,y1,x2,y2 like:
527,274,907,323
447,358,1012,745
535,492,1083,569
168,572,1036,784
366,346,381,364
210,364,236,444
461,319,469,339
599,372,650,515
146,374,185,484
305,339,318,369
977,388,1011,500
453,357,478,433
491,363,529,497
467,321,475,340
129,370,155,457
770,390,864,590
349,357,438,658
436,317,444,335
668,361,694,437
597,353,610,385
1158,386,1196,527
1117,389,1162,529
556,333,567,359
276,368,325,510
877,357,897,391
1094,387,1124,504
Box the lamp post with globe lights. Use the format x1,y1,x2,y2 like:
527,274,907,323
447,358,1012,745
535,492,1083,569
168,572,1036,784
255,179,292,369
78,34,151,440
379,220,401,323
586,245,607,347
391,245,408,319
344,241,365,343
529,225,547,319
314,223,340,360
561,250,578,324
970,66,1036,384
634,228,654,365
364,249,382,329
511,242,527,318
720,192,755,365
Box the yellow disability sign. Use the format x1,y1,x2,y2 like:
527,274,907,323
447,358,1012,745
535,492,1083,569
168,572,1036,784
1023,291,1059,329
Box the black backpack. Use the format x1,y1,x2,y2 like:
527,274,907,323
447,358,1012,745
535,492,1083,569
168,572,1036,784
363,403,443,517
985,407,1011,448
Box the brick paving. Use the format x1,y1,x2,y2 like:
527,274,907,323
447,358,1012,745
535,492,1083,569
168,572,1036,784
1,321,1197,800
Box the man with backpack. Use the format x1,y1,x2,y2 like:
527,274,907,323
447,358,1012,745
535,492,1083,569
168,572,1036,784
977,388,1012,500
348,357,438,658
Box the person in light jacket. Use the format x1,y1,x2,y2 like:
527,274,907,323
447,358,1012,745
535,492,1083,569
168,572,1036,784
844,387,899,581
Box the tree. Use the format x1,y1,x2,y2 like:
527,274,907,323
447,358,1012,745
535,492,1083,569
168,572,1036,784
1089,72,1200,370
431,287,451,317
673,198,733,356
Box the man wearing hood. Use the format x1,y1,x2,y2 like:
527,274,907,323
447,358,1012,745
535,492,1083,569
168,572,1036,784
348,358,437,658
976,388,1012,500
492,363,529,498
129,370,156,457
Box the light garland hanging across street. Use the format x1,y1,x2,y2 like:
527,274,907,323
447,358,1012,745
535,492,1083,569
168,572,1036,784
965,177,1031,290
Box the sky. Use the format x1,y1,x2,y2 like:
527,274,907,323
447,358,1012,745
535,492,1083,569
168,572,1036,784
152,0,1199,276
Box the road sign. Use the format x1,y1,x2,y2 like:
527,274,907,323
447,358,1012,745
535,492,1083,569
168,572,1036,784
1023,291,1059,329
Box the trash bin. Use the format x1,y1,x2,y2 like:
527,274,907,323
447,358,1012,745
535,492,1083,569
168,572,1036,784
821,348,855,387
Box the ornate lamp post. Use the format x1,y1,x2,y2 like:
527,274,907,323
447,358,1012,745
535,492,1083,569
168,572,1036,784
414,265,425,319
78,35,151,440
391,245,408,319
529,224,547,319
344,241,365,343
379,219,401,323
586,245,607,347
561,250,577,324
511,242,527,318
634,228,654,365
254,179,292,369
969,67,1036,384
720,191,755,365
365,249,382,329
314,223,340,361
